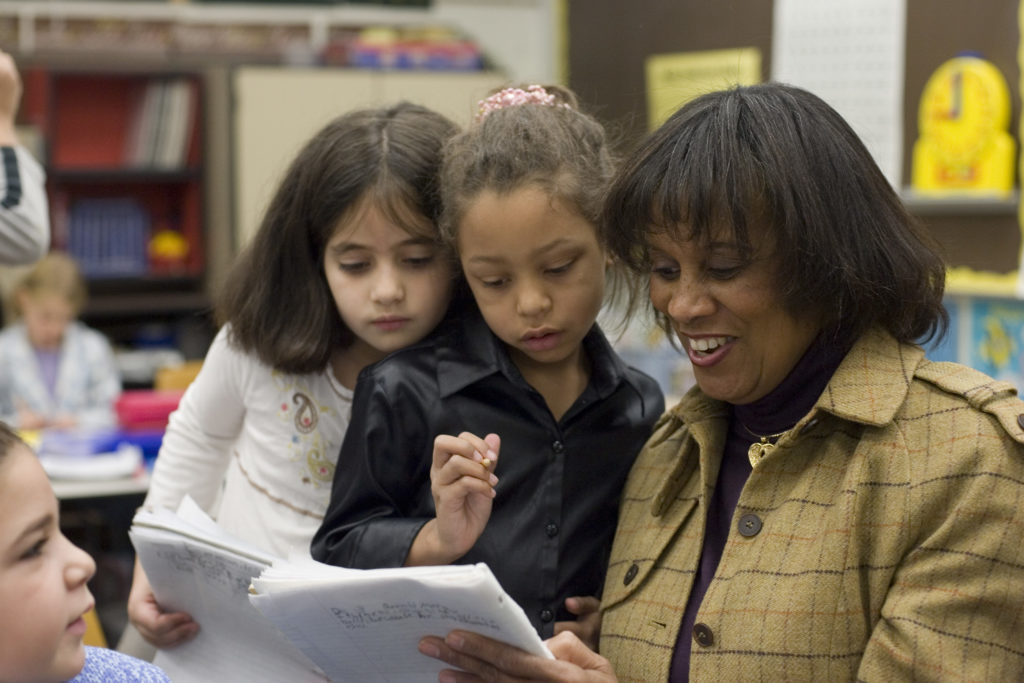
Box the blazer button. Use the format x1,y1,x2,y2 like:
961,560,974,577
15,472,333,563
623,563,639,585
545,522,559,537
737,513,762,537
692,623,715,647
539,609,554,623
552,440,565,454
799,417,820,435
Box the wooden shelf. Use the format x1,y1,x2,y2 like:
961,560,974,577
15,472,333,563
900,188,1019,216
82,289,210,319
48,168,202,183
20,64,214,354
0,0,556,83
28,68,206,279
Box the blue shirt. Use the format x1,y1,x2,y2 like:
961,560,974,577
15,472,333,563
70,647,170,682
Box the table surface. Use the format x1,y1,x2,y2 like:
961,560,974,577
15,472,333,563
51,470,150,500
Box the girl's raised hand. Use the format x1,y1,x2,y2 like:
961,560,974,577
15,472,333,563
409,432,500,565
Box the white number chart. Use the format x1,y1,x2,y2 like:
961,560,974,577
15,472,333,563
771,0,907,187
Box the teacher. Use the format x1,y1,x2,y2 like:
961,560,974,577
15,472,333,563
419,82,1024,681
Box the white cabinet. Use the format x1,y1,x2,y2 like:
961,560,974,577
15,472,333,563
232,66,507,247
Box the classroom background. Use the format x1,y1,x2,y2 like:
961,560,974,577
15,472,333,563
1,0,1022,648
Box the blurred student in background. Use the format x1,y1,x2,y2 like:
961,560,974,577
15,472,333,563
0,251,121,431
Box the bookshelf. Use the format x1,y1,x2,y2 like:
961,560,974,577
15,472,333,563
1,0,560,368
0,0,559,84
20,66,213,357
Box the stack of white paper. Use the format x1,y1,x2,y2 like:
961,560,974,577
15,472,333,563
129,497,551,682
250,558,553,682
129,497,326,682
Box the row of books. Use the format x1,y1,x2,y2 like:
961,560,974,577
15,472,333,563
67,198,149,278
125,78,197,170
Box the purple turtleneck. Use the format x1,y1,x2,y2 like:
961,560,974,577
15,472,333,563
669,333,850,682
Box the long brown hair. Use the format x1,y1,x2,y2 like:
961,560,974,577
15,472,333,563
218,103,460,374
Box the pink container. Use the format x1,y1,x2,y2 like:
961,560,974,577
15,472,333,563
116,389,185,430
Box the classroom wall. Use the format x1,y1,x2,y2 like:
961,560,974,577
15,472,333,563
568,0,1024,392
566,1,1019,167
566,0,1021,274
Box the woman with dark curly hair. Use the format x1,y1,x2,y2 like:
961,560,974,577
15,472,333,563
420,82,1024,682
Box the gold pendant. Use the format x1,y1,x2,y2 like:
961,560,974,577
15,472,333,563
747,439,775,467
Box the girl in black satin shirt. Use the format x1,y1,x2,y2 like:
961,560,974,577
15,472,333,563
312,85,664,644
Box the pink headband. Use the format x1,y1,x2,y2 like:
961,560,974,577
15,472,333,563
475,85,569,122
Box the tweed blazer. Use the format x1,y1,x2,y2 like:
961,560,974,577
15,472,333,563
600,329,1024,682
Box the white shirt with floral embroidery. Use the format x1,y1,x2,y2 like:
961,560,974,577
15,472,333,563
143,325,352,557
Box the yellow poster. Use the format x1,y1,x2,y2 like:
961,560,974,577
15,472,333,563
1018,0,1024,296
645,48,761,131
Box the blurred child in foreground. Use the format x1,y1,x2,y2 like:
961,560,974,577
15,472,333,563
0,421,168,682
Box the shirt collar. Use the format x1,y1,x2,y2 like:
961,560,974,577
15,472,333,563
436,306,649,409
814,327,923,427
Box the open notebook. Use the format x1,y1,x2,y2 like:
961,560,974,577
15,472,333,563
130,497,551,682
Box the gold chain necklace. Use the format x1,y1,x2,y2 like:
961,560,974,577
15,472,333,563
740,423,789,467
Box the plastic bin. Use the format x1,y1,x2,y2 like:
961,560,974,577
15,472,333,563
116,389,185,430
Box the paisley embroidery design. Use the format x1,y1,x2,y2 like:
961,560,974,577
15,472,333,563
292,392,318,433
274,374,338,490
306,445,335,484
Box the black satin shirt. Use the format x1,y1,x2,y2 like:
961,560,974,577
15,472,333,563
311,307,664,637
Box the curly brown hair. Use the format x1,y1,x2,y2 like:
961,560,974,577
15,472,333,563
439,84,641,329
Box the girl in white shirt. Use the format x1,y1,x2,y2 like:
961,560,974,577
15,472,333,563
126,103,461,650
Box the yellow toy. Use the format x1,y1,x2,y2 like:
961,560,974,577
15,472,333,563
912,54,1015,193
147,228,189,271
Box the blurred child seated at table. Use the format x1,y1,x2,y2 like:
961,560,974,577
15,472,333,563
0,420,169,681
0,251,121,431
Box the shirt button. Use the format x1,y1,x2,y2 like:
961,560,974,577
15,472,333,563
692,623,715,647
737,513,762,537
623,563,639,585
545,522,559,537
552,440,565,454
539,609,554,623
